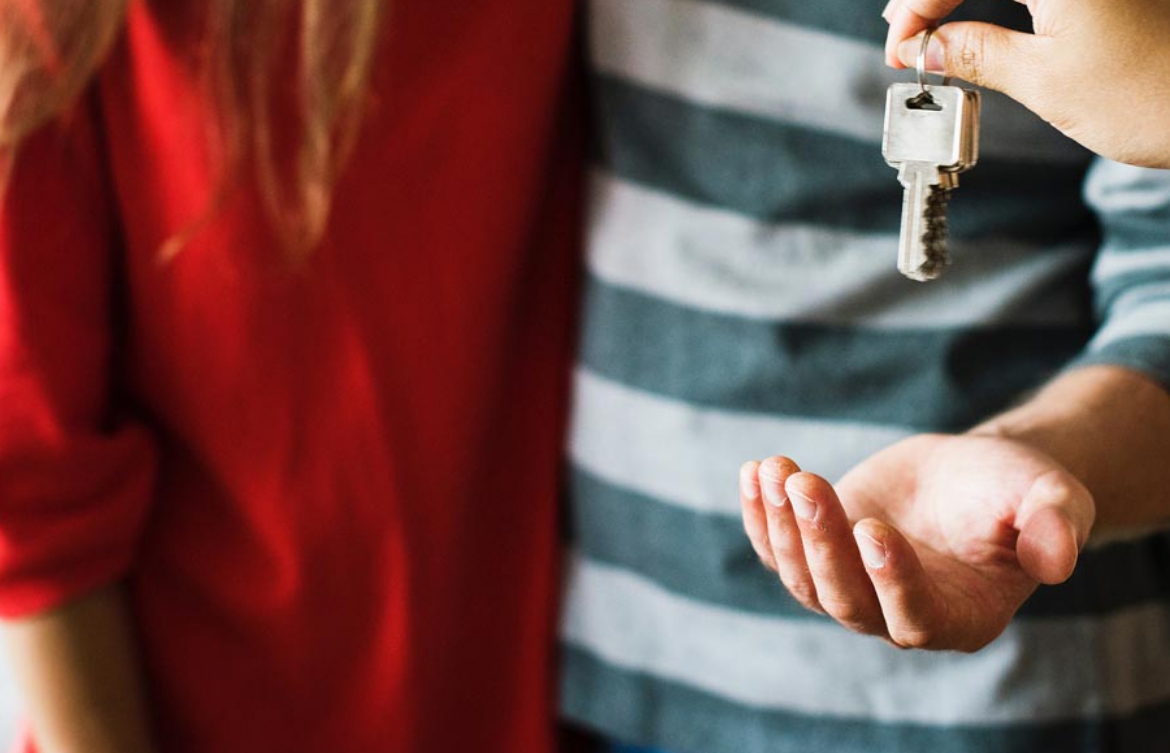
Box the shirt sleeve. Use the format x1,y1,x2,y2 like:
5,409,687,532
0,93,157,619
1067,157,1170,393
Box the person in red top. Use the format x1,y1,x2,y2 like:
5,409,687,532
0,2,581,752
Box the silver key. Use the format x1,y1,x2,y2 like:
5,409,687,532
882,82,980,281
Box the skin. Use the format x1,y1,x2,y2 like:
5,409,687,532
8,4,1170,748
4,585,156,753
741,365,1170,652
743,3,1170,645
881,0,1170,169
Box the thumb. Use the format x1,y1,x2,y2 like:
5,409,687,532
1014,469,1095,585
896,22,1039,96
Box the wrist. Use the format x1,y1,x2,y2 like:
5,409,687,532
970,365,1170,530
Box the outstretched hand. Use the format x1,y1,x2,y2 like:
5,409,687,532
882,0,1170,169
740,433,1094,651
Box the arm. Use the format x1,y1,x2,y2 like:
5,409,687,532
0,96,159,749
5,586,155,753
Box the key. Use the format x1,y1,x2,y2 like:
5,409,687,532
882,82,980,281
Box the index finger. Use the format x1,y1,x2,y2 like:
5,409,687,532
884,0,968,67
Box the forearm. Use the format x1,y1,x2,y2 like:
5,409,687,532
3,584,156,753
973,364,1170,530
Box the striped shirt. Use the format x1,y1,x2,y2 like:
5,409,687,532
560,0,1170,751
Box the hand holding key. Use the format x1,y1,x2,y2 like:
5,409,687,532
740,433,1094,651
883,0,1170,169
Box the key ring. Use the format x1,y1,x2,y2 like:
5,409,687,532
917,27,952,94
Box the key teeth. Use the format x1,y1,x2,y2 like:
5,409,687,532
916,185,952,279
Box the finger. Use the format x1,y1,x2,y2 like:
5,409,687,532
884,0,1029,40
892,0,967,23
785,472,885,635
740,461,775,569
853,519,948,649
883,0,965,67
894,21,1042,94
757,457,821,613
1015,469,1094,584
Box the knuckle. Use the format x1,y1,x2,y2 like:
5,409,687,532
956,30,987,86
764,515,800,548
743,514,767,542
779,574,819,612
820,597,872,630
889,624,936,650
1030,468,1081,503
770,544,802,569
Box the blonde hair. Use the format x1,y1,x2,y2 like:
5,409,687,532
0,0,386,258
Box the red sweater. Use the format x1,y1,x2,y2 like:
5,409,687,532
0,2,580,751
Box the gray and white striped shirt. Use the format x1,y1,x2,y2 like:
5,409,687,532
560,0,1170,750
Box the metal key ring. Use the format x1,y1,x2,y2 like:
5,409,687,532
917,27,952,93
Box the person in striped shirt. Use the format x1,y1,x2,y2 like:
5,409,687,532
561,0,1170,751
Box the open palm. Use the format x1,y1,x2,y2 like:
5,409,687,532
741,433,1095,651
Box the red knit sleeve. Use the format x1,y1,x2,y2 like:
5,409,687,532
0,94,157,619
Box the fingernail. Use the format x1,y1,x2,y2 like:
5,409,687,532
855,530,888,569
897,31,945,71
788,488,817,520
739,463,761,501
881,0,898,21
757,464,787,507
